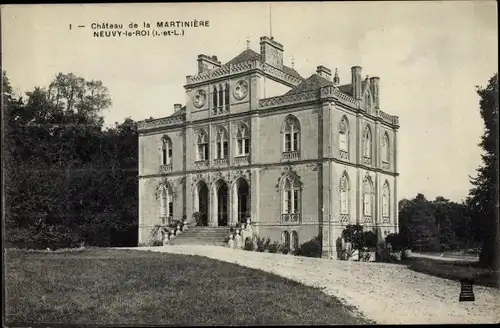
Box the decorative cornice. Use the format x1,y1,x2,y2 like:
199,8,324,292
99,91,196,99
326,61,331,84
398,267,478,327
185,59,303,88
138,114,185,132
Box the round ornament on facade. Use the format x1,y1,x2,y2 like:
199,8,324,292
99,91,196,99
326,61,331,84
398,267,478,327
233,80,249,100
193,89,207,108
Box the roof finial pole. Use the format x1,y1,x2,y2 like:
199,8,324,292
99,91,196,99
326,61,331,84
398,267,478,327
291,55,295,69
269,3,273,38
246,38,250,50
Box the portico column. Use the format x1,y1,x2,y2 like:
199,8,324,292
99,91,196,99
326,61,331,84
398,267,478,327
231,182,238,226
210,183,217,226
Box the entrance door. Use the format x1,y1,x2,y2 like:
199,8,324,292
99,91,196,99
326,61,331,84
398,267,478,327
217,182,228,226
198,182,209,226
237,179,250,223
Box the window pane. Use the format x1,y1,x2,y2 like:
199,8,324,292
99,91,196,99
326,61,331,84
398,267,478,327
168,202,173,217
223,141,228,158
285,133,291,151
237,139,242,155
244,138,249,154
293,132,299,150
340,133,347,151
293,190,299,213
162,149,167,165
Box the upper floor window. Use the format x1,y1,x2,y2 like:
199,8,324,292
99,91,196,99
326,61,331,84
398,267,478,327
215,127,229,159
382,181,390,222
196,129,209,161
159,185,173,221
280,173,301,223
212,83,230,115
363,176,374,223
281,115,300,159
339,116,349,159
339,172,350,223
363,125,372,161
236,124,250,156
161,136,173,165
382,132,390,163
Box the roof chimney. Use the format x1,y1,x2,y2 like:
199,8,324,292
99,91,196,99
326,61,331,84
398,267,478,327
174,104,182,112
351,66,362,100
259,36,284,70
333,68,340,85
197,54,221,74
316,66,332,80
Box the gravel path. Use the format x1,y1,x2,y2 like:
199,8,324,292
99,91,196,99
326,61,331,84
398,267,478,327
124,245,500,324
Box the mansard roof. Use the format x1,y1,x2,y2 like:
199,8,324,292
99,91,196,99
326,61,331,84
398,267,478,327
225,49,260,65
223,49,303,80
167,106,186,118
338,84,353,96
284,73,333,95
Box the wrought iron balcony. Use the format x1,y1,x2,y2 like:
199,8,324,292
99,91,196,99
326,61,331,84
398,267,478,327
282,150,300,161
160,164,172,173
160,216,173,225
382,216,390,224
213,158,228,166
233,155,249,165
363,215,373,224
340,214,349,223
281,213,301,223
339,150,349,160
195,160,209,168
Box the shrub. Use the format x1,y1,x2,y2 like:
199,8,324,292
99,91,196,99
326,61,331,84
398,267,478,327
280,245,290,255
362,231,377,250
267,241,281,253
342,224,364,251
193,212,203,226
243,237,253,251
256,237,269,252
295,235,322,258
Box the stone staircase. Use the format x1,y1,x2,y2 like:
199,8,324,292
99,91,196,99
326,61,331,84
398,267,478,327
167,226,229,246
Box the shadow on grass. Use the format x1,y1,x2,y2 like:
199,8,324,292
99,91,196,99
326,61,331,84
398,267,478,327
5,247,374,326
403,257,499,288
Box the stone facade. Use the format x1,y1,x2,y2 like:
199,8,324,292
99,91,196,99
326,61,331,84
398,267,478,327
138,36,400,258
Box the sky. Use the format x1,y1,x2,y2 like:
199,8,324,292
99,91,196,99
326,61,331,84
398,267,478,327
1,2,498,203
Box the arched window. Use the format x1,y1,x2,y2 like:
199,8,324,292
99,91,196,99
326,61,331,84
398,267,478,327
280,174,301,223
282,231,290,249
161,136,173,165
224,82,230,112
159,185,173,222
382,133,390,164
339,172,349,223
281,115,300,156
197,129,209,161
339,116,349,159
382,181,390,223
215,127,229,159
212,86,218,113
363,125,372,161
236,124,250,156
363,177,374,223
291,231,299,250
218,84,224,113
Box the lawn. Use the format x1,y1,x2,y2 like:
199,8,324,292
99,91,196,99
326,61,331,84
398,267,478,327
5,247,372,325
406,258,499,288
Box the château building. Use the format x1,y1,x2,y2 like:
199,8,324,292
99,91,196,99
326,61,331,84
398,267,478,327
137,35,400,257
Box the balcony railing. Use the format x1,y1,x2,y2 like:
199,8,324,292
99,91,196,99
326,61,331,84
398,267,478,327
281,213,301,223
382,216,390,224
213,158,228,166
363,156,372,165
381,161,390,170
160,164,172,173
340,213,349,223
282,150,300,161
363,215,373,224
233,155,249,165
195,160,209,168
339,150,349,160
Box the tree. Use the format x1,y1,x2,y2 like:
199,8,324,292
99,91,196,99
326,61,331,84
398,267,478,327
466,73,499,268
4,71,138,249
